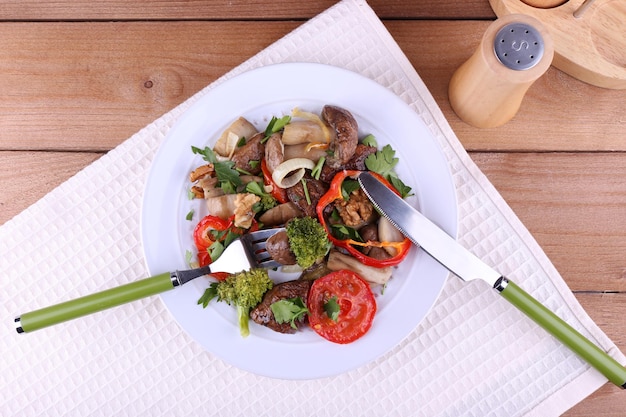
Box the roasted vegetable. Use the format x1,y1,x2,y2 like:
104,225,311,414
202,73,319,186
285,216,332,269
197,268,274,337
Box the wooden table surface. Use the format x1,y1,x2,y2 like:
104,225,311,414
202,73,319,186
1,1,624,415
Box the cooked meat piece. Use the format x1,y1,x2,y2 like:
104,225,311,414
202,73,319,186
250,280,312,334
231,132,265,175
356,224,393,261
359,223,379,242
319,144,377,183
266,230,297,265
286,175,329,217
322,105,359,169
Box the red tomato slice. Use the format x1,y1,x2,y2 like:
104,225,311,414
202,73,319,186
307,270,377,344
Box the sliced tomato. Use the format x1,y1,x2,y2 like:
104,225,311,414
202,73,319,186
307,270,377,344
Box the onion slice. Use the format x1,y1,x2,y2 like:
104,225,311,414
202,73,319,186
271,158,315,188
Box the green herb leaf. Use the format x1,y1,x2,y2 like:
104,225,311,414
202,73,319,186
301,178,311,205
311,156,326,180
330,223,362,242
341,179,360,200
197,282,220,308
245,181,266,196
270,297,309,329
208,241,225,262
246,181,278,212
361,134,377,147
324,296,340,322
191,145,218,163
263,115,291,141
365,144,399,179
185,209,194,221
214,160,242,193
185,250,194,266
388,175,413,199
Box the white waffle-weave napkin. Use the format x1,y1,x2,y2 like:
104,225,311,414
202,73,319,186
1,1,624,416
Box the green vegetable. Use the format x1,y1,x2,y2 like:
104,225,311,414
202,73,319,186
245,181,277,212
270,297,309,329
364,144,398,178
324,296,340,322
197,268,274,337
311,156,326,180
364,144,412,198
285,217,332,269
301,178,311,205
263,115,291,142
341,179,360,200
361,134,377,147
185,209,194,221
191,145,242,193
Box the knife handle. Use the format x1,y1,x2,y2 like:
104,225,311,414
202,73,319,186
497,278,626,388
15,272,174,333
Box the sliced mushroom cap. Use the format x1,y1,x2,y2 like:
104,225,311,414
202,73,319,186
266,230,297,265
322,105,359,169
264,132,284,173
231,132,265,175
213,117,259,158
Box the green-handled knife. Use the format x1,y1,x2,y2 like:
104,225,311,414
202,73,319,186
358,171,626,388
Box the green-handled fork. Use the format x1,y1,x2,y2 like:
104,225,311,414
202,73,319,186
15,228,283,333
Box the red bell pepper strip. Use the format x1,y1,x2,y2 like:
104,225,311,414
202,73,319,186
193,214,260,269
316,170,412,268
261,158,289,204
193,215,230,251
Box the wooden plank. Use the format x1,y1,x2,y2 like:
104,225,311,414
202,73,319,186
564,292,626,417
0,151,102,225
0,0,495,20
0,21,298,151
0,21,623,153
472,152,626,292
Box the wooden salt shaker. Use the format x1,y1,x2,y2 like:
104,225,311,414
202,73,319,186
449,14,554,128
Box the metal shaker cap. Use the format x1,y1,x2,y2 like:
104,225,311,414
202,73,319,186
493,22,544,71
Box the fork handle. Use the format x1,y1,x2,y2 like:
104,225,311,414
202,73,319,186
15,272,174,333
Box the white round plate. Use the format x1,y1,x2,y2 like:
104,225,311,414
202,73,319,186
141,63,457,380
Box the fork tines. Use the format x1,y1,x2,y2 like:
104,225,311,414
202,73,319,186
241,227,285,269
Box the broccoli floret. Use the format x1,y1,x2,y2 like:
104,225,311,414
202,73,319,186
245,181,277,212
197,268,273,337
286,216,332,269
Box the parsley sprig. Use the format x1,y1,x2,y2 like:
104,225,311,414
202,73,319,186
191,145,242,193
364,143,412,198
271,297,309,329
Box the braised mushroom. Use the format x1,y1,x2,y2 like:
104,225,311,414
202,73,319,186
322,105,359,169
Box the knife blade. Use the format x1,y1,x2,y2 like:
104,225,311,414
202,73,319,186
358,171,626,388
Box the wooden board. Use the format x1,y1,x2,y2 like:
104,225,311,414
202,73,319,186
490,0,626,89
